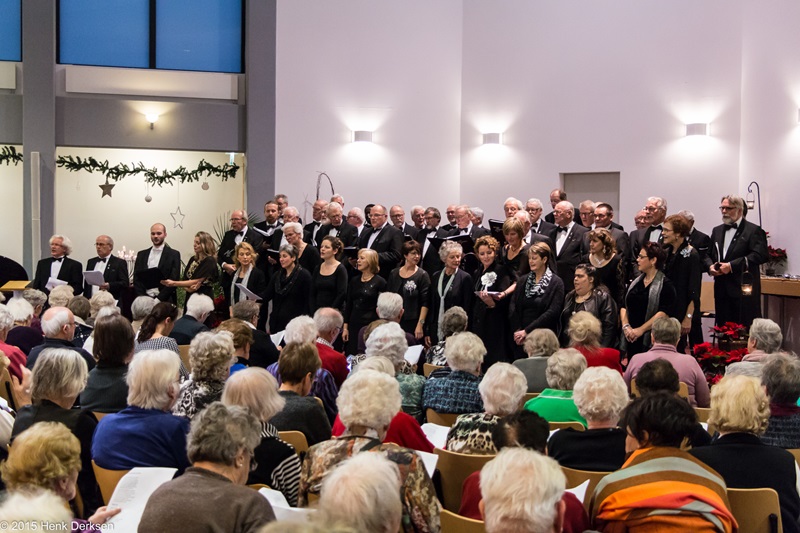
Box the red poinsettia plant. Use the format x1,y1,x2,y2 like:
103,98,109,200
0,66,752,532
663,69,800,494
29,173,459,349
711,322,747,341
766,231,788,267
693,342,747,387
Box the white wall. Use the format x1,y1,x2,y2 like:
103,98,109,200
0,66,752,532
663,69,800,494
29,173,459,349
275,0,463,221
0,146,23,263
54,147,245,268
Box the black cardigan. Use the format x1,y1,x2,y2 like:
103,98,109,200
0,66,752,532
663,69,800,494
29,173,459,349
509,271,565,334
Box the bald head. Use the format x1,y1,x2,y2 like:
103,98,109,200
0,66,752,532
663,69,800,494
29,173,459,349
150,223,167,247
94,235,113,258
41,307,76,341
230,210,247,231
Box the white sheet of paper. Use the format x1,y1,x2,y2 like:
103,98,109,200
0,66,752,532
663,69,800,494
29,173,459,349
415,450,439,478
404,345,424,366
271,330,285,346
83,270,106,286
420,423,449,449
106,467,177,530
701,422,708,431
565,479,591,503
258,487,316,523
45,277,67,291
251,225,272,237
236,283,263,301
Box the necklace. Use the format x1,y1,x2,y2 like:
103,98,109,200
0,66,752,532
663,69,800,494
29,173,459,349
589,253,606,267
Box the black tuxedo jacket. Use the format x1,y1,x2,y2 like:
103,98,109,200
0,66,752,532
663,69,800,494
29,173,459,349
688,227,711,264
606,227,631,272
531,219,557,235
32,256,83,296
545,208,583,226
218,228,265,268
610,221,625,231
316,220,359,248
629,226,665,278
416,227,450,277
440,223,456,233
705,219,768,300
359,224,404,278
133,245,181,303
84,255,129,299
547,224,589,292
447,225,490,241
304,220,323,245
397,223,419,240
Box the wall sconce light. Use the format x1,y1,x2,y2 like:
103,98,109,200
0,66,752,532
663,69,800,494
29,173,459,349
482,133,502,145
352,130,373,143
746,180,762,226
685,123,708,136
145,113,159,130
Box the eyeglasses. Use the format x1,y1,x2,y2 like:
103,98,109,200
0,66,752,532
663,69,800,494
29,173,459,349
643,206,659,212
719,206,736,211
637,254,649,260
230,217,245,221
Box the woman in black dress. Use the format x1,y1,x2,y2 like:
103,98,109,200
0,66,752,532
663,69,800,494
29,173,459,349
428,241,473,346
262,244,312,334
342,248,386,355
223,242,267,315
499,217,530,277
509,242,565,358
311,236,348,313
161,231,219,310
470,235,515,371
283,222,321,273
386,240,431,340
662,215,702,354
621,242,676,358
587,228,626,308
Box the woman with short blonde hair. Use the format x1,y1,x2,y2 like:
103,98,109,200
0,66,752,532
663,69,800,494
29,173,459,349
342,248,387,355
524,348,588,425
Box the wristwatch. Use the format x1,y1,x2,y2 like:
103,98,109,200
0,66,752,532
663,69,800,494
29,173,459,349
686,313,693,319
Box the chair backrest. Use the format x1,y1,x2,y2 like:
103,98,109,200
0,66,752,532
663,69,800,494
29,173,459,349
561,466,610,512
91,460,130,505
523,392,539,404
440,509,485,533
788,449,800,465
178,344,192,373
434,448,495,512
549,421,585,432
93,411,110,422
248,483,272,491
423,363,443,377
0,368,22,411
631,379,689,400
279,430,309,455
426,409,460,427
727,487,782,533
700,281,715,315
694,407,711,423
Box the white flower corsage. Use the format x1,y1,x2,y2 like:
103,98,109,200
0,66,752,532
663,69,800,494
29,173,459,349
680,247,691,258
404,280,417,293
480,271,498,291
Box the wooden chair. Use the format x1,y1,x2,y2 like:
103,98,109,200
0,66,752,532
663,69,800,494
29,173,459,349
91,460,130,505
248,483,272,491
561,466,610,512
727,487,782,533
93,412,110,422
279,430,309,455
440,508,485,533
433,448,495,512
694,407,711,423
0,368,23,411
549,421,585,432
788,449,800,465
631,379,689,400
423,363,443,377
522,392,539,404
426,409,460,427
178,344,192,373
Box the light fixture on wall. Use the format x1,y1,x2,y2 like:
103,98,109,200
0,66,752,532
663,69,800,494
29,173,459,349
351,130,373,143
746,180,762,226
145,113,160,130
482,132,502,145
685,123,708,136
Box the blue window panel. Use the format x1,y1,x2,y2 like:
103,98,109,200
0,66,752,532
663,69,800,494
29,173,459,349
0,0,21,62
59,0,149,68
156,0,242,73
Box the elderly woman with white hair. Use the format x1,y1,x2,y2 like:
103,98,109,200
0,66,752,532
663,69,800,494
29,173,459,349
523,348,587,425
222,367,301,506
428,241,473,346
11,348,102,517
425,305,468,366
726,317,783,377
760,354,800,449
130,295,157,334
0,304,26,379
22,288,47,333
423,331,485,415
445,363,528,454
92,349,190,473
48,284,75,308
514,328,561,393
173,330,235,420
4,297,42,356
368,322,426,421
88,290,117,326
299,369,441,532
548,367,629,471
282,221,321,272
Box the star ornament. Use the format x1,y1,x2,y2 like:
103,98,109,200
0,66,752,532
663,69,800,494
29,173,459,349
171,206,186,229
99,179,115,198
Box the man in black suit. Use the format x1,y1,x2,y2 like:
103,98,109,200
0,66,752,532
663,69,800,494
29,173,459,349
133,223,181,304
594,203,631,272
83,235,129,300
252,201,283,242
169,293,213,345
410,205,425,232
358,204,404,278
347,207,367,239
304,199,328,245
316,201,358,247
678,209,711,264
525,198,557,237
544,189,583,226
416,207,450,277
629,196,667,277
448,205,490,240
440,204,458,233
389,205,419,240
706,195,768,328
32,235,83,296
547,201,589,293
218,209,265,280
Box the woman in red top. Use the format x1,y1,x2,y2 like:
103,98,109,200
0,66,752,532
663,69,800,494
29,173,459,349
568,311,622,373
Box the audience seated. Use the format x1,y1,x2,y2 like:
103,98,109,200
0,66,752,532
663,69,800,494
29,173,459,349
548,366,628,471
216,318,254,375
623,316,710,407
726,318,782,378
590,393,736,532
232,300,279,368
79,306,119,355
425,306,468,366
423,331,485,415
87,291,116,327
356,292,417,353
67,296,93,348
6,297,44,357
761,354,800,448
0,304,26,379
0,490,73,529
567,311,621,373
80,313,133,413
222,367,301,507
92,349,190,473
298,369,441,532
22,288,47,334
130,295,157,335
139,402,276,530
691,375,800,533
269,342,332,446
169,293,212,345
47,284,75,309
513,328,560,393
446,363,527,454
367,322,426,421
173,331,233,420
313,307,349,387
524,348,587,425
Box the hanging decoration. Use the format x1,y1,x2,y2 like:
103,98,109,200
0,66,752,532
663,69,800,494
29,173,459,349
55,155,239,186
99,177,115,198
171,206,185,229
144,182,152,203
0,146,23,166
202,180,210,190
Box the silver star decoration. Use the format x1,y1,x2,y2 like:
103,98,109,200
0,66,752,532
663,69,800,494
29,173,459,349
171,206,185,229
99,180,115,198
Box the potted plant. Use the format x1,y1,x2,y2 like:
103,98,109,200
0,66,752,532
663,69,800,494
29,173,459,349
764,232,788,276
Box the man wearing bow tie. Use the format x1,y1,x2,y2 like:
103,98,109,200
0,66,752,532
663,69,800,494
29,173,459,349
316,201,358,247
546,201,589,292
448,205,490,240
706,195,768,328
304,199,328,245
84,235,130,299
32,235,84,296
629,196,667,278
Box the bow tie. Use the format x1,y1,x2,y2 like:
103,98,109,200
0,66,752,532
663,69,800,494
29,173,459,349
650,225,663,231
53,257,63,262
266,224,276,229
460,228,469,234
313,221,321,226
236,231,245,236
97,257,107,263
557,226,569,233
724,222,738,231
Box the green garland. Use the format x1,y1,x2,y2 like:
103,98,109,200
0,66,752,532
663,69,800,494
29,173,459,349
0,145,239,186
